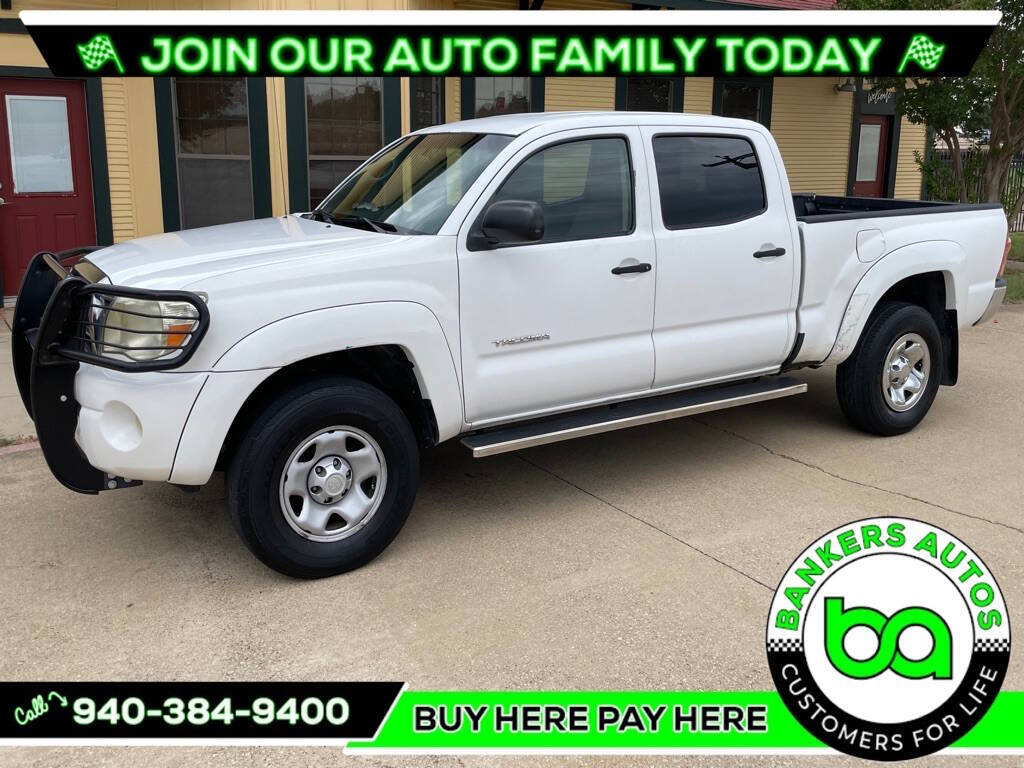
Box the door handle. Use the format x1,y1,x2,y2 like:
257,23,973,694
753,247,786,259
611,262,652,275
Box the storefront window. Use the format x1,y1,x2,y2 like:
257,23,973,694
474,77,530,118
411,77,443,131
305,76,383,205
173,77,253,229
623,78,676,111
713,78,772,127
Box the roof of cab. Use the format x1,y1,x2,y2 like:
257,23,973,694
413,111,766,137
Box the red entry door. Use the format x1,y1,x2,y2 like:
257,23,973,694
852,114,891,198
0,78,96,299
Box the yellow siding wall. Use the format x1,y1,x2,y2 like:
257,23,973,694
101,78,163,241
444,76,460,122
260,0,411,9
439,0,620,8
770,77,854,196
683,77,713,114
101,79,135,242
0,32,48,66
544,77,614,111
3,0,411,10
266,78,290,215
894,116,927,200
2,0,111,13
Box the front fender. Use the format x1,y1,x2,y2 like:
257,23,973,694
826,241,964,364
169,302,463,486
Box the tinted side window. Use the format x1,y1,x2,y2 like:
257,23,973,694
652,135,765,229
491,137,633,243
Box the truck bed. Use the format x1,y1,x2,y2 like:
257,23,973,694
789,194,1008,366
793,194,1003,223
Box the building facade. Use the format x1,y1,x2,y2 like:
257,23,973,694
0,0,927,300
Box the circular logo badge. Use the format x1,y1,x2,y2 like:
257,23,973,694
766,517,1010,760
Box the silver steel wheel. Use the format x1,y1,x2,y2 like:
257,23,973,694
278,426,387,542
881,332,930,412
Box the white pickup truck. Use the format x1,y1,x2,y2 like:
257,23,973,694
14,112,1009,578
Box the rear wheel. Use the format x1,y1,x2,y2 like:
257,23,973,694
227,377,419,578
836,301,943,436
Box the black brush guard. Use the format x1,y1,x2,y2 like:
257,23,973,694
13,249,209,494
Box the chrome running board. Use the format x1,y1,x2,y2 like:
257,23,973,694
462,377,807,458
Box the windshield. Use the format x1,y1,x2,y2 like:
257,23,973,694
317,132,513,235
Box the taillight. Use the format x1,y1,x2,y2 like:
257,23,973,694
1000,235,1011,277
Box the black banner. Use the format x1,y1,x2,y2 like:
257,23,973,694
24,20,997,78
0,682,402,739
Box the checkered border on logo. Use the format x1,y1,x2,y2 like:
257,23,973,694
767,638,803,653
974,638,1010,653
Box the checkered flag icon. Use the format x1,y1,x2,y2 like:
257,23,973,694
767,638,803,654
898,34,946,74
974,638,1010,654
77,34,125,74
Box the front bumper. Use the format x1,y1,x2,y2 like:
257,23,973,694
75,365,207,483
13,250,209,494
974,278,1008,326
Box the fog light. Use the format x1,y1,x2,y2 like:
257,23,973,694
99,400,143,452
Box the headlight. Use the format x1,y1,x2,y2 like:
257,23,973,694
99,297,202,362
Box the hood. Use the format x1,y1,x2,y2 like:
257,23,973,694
87,215,407,290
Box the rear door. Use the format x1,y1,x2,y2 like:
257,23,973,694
0,78,96,300
457,127,657,425
640,127,798,387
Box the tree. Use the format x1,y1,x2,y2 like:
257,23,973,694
839,0,1024,220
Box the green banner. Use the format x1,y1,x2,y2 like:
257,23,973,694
348,691,1024,753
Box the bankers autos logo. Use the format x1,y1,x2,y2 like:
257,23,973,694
766,517,1010,760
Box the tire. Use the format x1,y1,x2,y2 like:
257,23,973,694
227,377,419,578
836,301,944,436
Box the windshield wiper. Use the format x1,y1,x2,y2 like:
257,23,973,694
308,209,409,234
336,215,397,234
305,209,341,224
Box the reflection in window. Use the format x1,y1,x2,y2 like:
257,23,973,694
173,77,253,229
305,76,383,205
321,133,513,235
474,77,530,118
491,137,633,242
411,77,443,131
624,78,675,111
6,95,73,193
652,135,765,229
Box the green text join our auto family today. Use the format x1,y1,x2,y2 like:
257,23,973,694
139,35,885,75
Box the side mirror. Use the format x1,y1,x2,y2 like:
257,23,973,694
475,199,544,248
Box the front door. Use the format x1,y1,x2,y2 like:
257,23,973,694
0,78,95,299
458,128,657,425
853,115,891,198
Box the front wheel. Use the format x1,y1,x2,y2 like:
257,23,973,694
227,377,419,578
836,301,944,436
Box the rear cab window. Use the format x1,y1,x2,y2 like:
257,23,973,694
651,135,766,229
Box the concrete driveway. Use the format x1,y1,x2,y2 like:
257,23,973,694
2,306,1023,768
